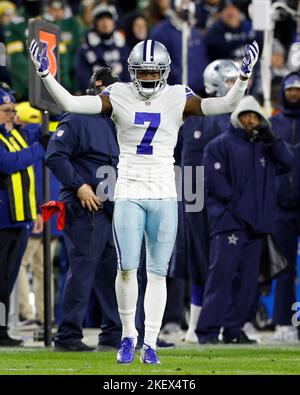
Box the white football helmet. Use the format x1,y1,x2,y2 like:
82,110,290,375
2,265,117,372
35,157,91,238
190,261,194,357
128,40,171,99
204,59,239,97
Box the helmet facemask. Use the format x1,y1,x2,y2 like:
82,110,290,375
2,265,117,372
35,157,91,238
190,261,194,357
129,65,170,99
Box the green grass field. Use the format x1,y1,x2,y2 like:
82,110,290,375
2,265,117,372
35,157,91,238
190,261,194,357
0,346,300,375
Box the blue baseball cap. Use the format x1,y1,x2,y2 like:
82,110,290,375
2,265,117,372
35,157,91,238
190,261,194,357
0,88,15,105
284,74,300,90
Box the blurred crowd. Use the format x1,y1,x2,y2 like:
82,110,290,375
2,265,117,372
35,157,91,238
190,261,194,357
0,0,300,349
0,0,298,101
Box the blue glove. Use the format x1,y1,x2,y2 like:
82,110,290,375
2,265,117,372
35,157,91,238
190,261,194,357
29,39,49,77
240,40,259,79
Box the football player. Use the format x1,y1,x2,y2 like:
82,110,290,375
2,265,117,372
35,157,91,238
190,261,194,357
29,38,259,364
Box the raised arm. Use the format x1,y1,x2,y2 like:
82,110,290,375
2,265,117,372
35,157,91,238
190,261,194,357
29,40,112,114
183,41,259,118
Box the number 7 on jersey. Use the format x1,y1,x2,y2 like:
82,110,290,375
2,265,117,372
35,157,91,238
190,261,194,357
135,112,161,155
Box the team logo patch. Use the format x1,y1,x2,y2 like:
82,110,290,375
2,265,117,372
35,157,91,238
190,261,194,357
228,233,238,245
56,130,64,137
214,162,221,170
194,130,201,139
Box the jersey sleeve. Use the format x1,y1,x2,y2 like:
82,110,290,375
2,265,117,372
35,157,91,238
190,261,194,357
102,84,113,97
184,85,195,99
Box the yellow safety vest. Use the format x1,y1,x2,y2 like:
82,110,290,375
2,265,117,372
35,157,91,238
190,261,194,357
0,128,37,222
49,121,59,132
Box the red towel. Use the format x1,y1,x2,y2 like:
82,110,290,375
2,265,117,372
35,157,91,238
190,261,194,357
41,201,66,231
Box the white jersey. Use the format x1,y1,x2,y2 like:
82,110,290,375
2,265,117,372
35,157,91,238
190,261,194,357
103,82,193,199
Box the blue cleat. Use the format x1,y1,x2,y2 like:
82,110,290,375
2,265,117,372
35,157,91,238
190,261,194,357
117,337,135,363
140,344,161,365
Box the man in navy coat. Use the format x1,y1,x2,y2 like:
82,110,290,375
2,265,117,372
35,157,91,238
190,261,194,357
46,68,122,351
196,95,293,344
270,72,300,341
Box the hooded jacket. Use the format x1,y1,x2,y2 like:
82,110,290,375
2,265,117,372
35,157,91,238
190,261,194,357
270,72,300,217
45,112,119,219
203,96,293,236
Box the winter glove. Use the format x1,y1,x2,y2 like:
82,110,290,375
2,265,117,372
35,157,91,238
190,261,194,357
29,39,49,77
240,41,259,79
255,124,277,144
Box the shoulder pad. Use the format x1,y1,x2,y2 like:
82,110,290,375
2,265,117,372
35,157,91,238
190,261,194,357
87,31,101,47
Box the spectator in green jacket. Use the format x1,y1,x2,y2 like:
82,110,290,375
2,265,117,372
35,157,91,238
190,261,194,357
4,0,42,100
4,0,84,99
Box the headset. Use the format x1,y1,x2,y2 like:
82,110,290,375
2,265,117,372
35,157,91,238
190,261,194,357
86,67,119,95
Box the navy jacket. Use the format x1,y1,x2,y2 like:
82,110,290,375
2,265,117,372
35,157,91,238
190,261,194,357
0,123,44,229
76,30,130,92
205,19,261,61
195,1,224,30
270,72,300,219
150,18,208,95
181,114,230,168
203,126,293,237
45,113,119,214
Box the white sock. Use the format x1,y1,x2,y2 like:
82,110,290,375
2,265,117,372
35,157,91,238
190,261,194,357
144,271,167,349
187,304,202,333
115,269,138,342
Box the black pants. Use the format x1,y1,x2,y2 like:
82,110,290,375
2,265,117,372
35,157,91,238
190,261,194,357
197,230,262,341
0,227,28,337
55,202,121,347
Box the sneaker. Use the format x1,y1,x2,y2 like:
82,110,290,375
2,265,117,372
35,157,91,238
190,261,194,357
243,322,261,342
156,338,175,349
18,319,41,330
117,337,135,363
0,336,24,347
223,331,257,344
54,341,95,352
243,322,257,335
182,330,198,344
272,325,298,342
140,344,161,365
